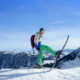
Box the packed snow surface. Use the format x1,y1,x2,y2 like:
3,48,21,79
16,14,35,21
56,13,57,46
0,58,80,80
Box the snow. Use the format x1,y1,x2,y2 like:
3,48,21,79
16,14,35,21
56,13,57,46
0,57,80,80
61,58,80,69
0,67,80,80
0,48,80,80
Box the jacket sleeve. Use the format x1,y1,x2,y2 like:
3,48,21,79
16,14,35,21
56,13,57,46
34,44,38,49
34,32,42,49
34,32,40,44
38,41,41,47
34,41,41,49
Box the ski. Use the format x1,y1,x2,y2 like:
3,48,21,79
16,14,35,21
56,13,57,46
48,35,69,72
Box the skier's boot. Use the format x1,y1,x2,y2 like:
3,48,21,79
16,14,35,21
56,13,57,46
35,63,42,68
55,51,62,57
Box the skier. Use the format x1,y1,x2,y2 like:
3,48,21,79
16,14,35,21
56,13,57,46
31,28,61,68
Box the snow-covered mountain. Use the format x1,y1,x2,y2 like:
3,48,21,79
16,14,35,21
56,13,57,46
0,48,79,69
60,49,74,58
44,47,80,68
63,49,74,53
58,47,80,68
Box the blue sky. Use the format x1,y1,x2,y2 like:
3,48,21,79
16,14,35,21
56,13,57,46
0,0,80,51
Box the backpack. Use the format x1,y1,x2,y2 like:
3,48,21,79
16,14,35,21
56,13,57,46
30,35,35,48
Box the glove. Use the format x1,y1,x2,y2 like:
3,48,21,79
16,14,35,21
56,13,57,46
34,42,41,49
37,47,40,51
34,44,38,49
56,50,62,56
38,42,41,47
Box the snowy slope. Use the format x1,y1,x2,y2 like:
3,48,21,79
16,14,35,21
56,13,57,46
0,67,80,80
0,48,80,80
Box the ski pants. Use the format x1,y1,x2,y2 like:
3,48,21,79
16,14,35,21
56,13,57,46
36,45,56,64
